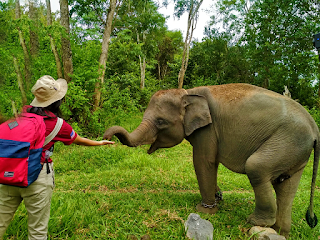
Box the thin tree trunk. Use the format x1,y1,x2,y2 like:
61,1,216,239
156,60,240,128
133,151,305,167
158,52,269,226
60,0,73,82
94,0,117,110
157,63,161,80
317,55,320,97
13,56,27,105
15,0,31,91
29,0,39,57
139,55,146,89
137,32,146,89
178,0,203,89
46,0,63,78
11,100,18,118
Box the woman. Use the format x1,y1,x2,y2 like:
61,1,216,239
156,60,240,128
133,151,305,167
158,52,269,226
0,75,114,240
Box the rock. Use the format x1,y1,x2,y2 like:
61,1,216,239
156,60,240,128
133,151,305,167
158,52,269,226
260,233,286,240
127,234,151,240
127,235,138,240
141,234,151,240
185,213,214,240
249,226,286,240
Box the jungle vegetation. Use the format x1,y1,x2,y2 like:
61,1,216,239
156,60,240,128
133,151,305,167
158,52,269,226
1,0,320,135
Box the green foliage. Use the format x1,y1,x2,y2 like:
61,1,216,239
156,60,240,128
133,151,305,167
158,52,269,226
1,0,320,136
209,0,320,107
308,106,320,129
58,70,160,137
153,30,184,81
107,29,141,77
186,36,253,88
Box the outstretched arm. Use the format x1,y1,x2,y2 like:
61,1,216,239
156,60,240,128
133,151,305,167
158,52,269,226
73,135,115,146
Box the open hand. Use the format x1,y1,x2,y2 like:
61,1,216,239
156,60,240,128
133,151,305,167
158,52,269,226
99,140,115,145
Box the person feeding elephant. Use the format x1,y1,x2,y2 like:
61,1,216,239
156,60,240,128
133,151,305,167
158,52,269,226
0,75,114,240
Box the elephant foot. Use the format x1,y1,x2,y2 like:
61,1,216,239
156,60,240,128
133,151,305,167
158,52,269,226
196,203,218,214
247,212,276,227
272,224,290,239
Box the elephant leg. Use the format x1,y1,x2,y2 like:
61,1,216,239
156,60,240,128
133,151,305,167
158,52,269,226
189,128,219,214
245,153,277,227
194,156,220,214
272,167,304,238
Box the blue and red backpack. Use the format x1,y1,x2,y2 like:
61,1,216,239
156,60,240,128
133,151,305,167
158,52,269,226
0,113,62,187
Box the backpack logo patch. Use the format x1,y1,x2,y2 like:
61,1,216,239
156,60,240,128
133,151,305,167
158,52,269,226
4,171,14,178
8,121,19,130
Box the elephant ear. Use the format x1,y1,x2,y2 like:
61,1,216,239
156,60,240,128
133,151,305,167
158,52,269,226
182,94,212,136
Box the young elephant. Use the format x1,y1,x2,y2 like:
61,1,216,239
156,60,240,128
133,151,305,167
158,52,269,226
103,84,319,237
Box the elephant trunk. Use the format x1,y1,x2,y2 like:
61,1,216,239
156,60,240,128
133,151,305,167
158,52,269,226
103,120,156,147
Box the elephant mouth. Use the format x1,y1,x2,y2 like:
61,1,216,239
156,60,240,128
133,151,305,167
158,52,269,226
147,143,158,154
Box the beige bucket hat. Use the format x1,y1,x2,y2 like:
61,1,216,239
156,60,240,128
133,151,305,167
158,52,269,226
30,75,68,107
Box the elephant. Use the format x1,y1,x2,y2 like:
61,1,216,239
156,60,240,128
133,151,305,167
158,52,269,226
103,83,319,237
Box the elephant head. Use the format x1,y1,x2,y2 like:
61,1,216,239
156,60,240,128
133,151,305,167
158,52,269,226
103,89,212,153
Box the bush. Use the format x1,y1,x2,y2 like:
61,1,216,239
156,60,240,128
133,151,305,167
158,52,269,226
308,106,320,129
60,72,158,138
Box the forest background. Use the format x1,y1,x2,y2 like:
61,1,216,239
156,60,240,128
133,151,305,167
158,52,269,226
1,0,320,136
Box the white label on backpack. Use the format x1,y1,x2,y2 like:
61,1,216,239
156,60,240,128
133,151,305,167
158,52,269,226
4,172,14,178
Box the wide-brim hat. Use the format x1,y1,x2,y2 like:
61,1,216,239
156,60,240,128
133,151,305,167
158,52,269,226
30,75,68,107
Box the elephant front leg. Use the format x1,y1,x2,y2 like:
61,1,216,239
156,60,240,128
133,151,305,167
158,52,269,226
192,142,220,214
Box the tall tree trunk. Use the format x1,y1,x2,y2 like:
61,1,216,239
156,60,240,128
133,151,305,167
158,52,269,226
317,54,320,97
15,0,31,90
178,0,203,89
11,100,18,118
157,63,161,80
46,0,63,78
139,55,146,89
13,56,27,105
94,0,117,110
29,0,39,57
60,0,73,82
137,32,146,89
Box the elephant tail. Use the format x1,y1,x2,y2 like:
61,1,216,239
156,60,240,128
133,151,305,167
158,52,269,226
306,139,320,228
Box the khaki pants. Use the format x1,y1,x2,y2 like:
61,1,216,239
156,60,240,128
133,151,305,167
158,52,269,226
0,163,54,240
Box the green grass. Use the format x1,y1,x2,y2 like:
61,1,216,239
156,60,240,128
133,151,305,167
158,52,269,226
3,138,320,239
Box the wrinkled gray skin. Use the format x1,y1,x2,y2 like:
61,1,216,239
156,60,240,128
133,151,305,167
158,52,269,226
103,84,319,237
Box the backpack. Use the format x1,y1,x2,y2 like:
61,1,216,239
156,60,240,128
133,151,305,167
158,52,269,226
0,113,63,187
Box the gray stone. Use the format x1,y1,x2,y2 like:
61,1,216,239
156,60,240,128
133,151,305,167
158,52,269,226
185,213,214,240
141,235,151,240
249,226,286,240
260,233,286,240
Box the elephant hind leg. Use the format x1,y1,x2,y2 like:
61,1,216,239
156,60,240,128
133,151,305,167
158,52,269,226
272,167,304,238
246,181,277,227
245,151,279,227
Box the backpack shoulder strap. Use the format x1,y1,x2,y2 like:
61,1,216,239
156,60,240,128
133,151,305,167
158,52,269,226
44,117,63,146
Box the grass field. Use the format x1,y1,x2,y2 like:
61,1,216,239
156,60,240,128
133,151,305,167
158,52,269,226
3,116,320,239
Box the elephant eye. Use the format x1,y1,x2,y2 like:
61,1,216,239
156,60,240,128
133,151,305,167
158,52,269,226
156,118,167,126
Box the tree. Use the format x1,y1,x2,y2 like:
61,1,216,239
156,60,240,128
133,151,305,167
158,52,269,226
155,30,183,81
29,0,39,57
94,0,118,110
244,0,320,106
60,0,73,82
46,0,63,78
13,55,27,105
214,0,320,107
185,35,253,87
124,0,166,89
173,0,203,89
15,0,32,90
